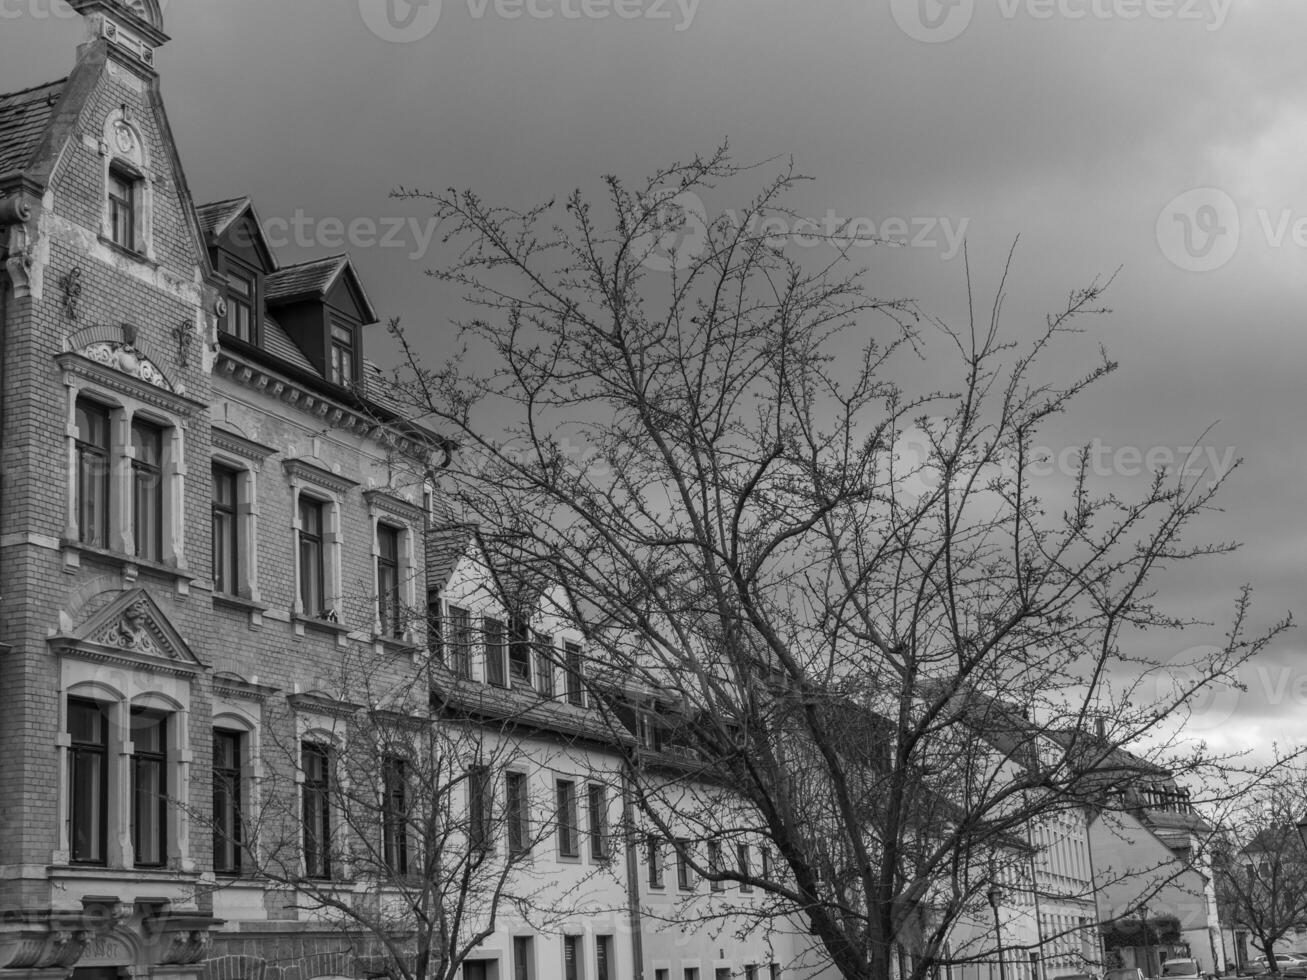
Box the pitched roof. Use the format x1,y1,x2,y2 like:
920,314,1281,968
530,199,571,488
260,315,314,372
195,196,251,239
426,524,476,593
0,78,67,177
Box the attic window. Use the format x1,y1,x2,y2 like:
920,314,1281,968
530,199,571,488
108,166,139,253
330,321,355,386
223,267,256,343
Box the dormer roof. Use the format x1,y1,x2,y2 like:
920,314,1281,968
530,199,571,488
264,254,378,324
198,196,279,271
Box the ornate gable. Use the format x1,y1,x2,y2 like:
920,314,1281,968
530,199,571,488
49,589,207,674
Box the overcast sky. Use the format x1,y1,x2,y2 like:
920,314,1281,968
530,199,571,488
4,0,1306,757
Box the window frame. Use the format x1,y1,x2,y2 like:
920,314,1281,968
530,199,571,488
506,770,530,857
382,754,410,876
108,164,140,254
738,842,754,893
301,741,333,879
508,615,533,689
564,642,585,706
534,631,555,698
376,522,403,638
587,783,608,861
485,617,508,688
130,707,168,868
676,838,693,891
219,258,260,345
212,728,244,875
647,834,665,888
210,463,240,596
468,764,492,853
708,840,724,891
67,698,110,865
556,779,579,859
330,318,357,387
130,417,165,562
297,494,329,620
74,397,112,550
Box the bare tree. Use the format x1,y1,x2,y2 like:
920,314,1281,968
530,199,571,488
384,146,1292,980
210,643,615,980
1213,779,1307,973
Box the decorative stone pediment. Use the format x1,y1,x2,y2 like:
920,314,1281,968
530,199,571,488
49,589,207,675
79,341,173,391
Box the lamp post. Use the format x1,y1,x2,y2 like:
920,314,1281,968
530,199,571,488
988,885,1008,980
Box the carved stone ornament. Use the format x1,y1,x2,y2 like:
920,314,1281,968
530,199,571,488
79,342,173,391
59,267,83,320
172,321,193,368
94,599,169,657
0,928,91,970
158,930,209,966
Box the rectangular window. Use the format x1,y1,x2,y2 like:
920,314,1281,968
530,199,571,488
685,970,699,980
564,642,584,706
647,835,664,888
563,936,582,980
676,838,693,890
131,419,164,561
428,590,442,656
330,321,355,386
383,756,409,875
657,972,669,980
715,970,731,980
108,168,136,251
509,615,532,688
67,699,108,864
75,399,111,549
770,966,781,980
485,617,507,687
449,605,472,679
131,709,167,867
761,846,772,879
298,496,326,618
211,464,239,594
512,937,533,980
738,843,754,892
595,936,612,980
587,783,608,860
468,765,491,851
213,729,243,874
506,771,529,856
377,524,402,637
223,267,256,342
302,742,332,878
746,968,758,980
535,633,555,697
557,780,579,858
708,841,723,891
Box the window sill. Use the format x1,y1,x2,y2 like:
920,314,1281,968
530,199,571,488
61,540,194,594
293,614,351,645
98,235,157,268
213,592,268,628
373,634,418,655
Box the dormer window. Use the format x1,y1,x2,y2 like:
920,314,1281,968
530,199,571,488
108,166,139,252
330,320,355,386
224,267,256,343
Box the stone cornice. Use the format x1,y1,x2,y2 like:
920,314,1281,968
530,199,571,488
211,427,276,463
212,672,281,702
286,690,362,719
363,488,426,524
282,458,358,496
56,351,205,417
49,639,207,679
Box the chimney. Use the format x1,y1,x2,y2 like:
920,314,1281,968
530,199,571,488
1095,716,1106,739
67,0,169,73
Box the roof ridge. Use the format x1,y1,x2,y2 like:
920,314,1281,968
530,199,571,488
269,252,350,271
196,195,251,211
0,77,68,103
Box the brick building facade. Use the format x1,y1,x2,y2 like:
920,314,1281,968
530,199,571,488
0,6,810,980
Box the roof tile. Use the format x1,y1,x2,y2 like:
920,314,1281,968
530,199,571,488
0,78,67,177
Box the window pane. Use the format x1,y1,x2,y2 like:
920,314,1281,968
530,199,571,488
213,730,243,874
450,605,472,678
211,465,239,595
383,756,409,875
75,400,111,549
131,420,164,562
298,497,325,616
485,618,506,687
508,617,531,687
565,643,584,706
131,711,167,867
302,743,331,878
